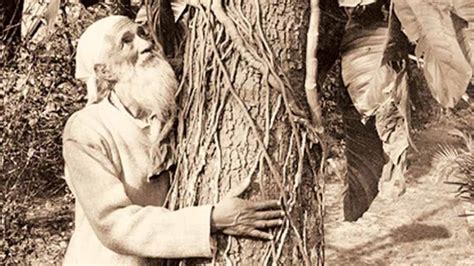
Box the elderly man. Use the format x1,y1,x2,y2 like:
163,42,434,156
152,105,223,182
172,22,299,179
63,16,284,264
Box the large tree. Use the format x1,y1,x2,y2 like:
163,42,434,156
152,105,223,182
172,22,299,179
155,0,325,264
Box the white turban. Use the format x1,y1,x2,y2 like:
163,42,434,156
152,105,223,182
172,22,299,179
75,15,134,105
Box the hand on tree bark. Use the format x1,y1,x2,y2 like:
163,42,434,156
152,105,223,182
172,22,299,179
211,198,284,240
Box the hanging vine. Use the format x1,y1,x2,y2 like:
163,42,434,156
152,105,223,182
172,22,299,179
146,0,326,264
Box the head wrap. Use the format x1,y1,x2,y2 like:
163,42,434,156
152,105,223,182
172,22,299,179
75,15,134,105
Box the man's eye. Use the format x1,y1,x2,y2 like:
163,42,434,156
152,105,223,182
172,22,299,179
121,32,134,44
137,26,149,39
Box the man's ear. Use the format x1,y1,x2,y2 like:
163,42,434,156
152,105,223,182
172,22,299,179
94,63,116,101
94,63,117,82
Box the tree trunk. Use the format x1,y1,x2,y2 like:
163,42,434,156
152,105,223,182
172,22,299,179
169,1,324,265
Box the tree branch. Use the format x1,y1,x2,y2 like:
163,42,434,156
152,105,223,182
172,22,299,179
305,0,323,132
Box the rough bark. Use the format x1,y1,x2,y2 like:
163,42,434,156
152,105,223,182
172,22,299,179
169,1,323,265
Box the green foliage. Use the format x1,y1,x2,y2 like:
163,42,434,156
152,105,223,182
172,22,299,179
336,0,474,219
2,4,89,199
337,1,412,217
452,0,474,76
1,2,110,263
393,0,473,108
436,130,474,206
341,23,395,117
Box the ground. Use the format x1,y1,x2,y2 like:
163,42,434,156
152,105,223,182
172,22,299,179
326,103,474,265
11,102,474,265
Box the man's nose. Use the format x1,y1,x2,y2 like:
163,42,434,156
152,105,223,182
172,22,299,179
137,35,152,50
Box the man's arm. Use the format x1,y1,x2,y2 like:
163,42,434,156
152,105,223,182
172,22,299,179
63,116,213,258
63,113,284,258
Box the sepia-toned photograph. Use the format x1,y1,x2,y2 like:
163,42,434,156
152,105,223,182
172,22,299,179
1,0,473,265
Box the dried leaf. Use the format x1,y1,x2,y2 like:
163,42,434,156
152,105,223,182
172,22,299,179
42,102,57,116
392,70,416,150
375,100,409,164
27,148,36,160
375,100,409,197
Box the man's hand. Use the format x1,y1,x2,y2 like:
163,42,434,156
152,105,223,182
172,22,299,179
211,198,285,240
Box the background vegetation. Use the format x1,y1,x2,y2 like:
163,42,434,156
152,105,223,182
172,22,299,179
1,0,473,264
1,2,111,263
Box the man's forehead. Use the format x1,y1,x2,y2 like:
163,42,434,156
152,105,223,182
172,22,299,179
110,19,137,36
114,19,138,31
75,15,138,81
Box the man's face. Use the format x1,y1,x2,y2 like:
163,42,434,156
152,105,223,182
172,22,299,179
103,21,177,122
105,21,158,68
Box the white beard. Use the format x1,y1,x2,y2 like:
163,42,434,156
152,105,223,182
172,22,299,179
113,54,178,122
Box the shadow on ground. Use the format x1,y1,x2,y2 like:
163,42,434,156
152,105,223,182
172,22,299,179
325,106,474,265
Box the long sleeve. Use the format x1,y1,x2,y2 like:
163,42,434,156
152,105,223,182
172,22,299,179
63,114,213,259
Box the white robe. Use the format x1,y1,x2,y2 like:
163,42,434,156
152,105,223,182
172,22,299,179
62,94,213,264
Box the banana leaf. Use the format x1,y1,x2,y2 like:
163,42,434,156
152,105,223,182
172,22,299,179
452,0,474,83
393,0,472,107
